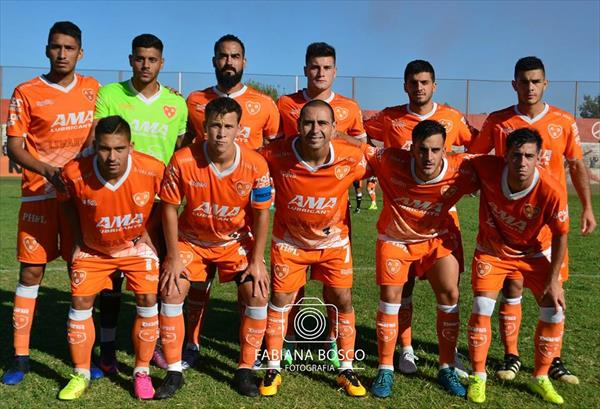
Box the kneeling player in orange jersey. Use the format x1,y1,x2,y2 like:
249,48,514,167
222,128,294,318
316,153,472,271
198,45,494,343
57,116,165,400
466,128,569,405
258,100,367,398
360,120,478,398
156,97,272,399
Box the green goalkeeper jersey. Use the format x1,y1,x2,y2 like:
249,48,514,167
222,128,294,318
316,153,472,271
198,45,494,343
95,80,188,164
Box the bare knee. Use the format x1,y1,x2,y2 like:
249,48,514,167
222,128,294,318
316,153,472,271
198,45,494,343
323,287,352,313
135,293,157,307
19,264,45,286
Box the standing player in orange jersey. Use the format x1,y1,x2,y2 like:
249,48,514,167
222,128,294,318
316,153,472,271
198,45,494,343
466,128,570,405
56,116,165,401
362,120,478,399
468,56,596,384
277,42,370,213
364,59,477,376
155,97,272,399
181,34,279,369
2,21,100,386
258,100,368,398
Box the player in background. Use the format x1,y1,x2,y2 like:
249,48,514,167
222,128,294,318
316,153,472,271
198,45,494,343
91,33,188,374
181,34,279,369
2,21,101,386
364,59,477,376
361,120,477,398
277,42,370,213
259,100,367,398
155,97,272,399
57,116,164,400
468,56,596,384
466,128,570,405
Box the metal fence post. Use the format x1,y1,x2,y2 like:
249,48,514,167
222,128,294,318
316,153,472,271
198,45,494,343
295,75,299,92
352,76,356,100
178,72,182,94
465,79,470,116
574,81,579,118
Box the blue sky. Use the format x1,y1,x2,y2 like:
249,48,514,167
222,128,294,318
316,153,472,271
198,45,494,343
1,0,599,112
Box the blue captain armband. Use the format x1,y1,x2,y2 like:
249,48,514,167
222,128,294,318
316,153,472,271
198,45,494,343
252,185,272,203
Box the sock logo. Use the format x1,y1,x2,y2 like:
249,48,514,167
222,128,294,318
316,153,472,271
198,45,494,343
13,313,29,329
338,324,354,339
468,331,487,348
245,334,263,349
500,320,517,337
71,270,87,287
537,336,561,358
67,331,87,345
160,330,177,344
441,328,458,342
139,327,159,343
376,324,397,342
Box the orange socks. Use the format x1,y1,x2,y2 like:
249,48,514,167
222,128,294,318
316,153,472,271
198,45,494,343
437,304,460,367
376,301,401,369
160,303,185,372
337,310,356,370
499,296,522,356
186,282,211,348
534,307,564,377
397,297,413,350
468,296,496,378
132,305,159,374
13,284,39,356
239,305,267,369
67,307,95,379
265,303,291,369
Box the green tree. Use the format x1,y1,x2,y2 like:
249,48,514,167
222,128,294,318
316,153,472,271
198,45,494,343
579,94,600,118
246,80,279,101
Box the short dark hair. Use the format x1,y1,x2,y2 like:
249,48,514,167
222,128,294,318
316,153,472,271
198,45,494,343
412,119,446,144
132,34,163,53
205,97,242,123
299,99,335,123
214,34,245,57
95,116,131,142
506,128,542,152
305,42,336,65
404,59,435,82
48,21,82,47
514,56,545,79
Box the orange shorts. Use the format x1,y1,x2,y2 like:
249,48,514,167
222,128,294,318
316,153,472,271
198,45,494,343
17,199,73,264
70,243,159,296
178,238,253,283
471,251,567,299
271,241,353,293
376,234,457,286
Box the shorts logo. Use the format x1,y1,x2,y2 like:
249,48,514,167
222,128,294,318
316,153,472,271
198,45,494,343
274,264,289,280
334,107,349,121
163,105,177,118
502,322,517,337
438,119,453,133
139,327,159,343
82,88,95,102
67,331,87,345
179,251,194,267
376,325,397,342
235,181,252,196
385,259,401,275
71,270,87,287
246,101,261,115
13,313,29,330
133,191,151,207
334,165,351,180
22,236,39,253
441,185,458,198
468,333,487,348
476,261,492,277
523,203,540,220
547,124,562,139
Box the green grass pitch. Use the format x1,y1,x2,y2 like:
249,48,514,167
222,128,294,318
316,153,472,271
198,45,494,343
1,177,599,408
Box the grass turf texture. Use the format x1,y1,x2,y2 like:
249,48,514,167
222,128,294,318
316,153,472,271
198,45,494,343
1,176,599,408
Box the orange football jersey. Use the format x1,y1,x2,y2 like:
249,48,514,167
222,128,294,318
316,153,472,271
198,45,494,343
277,90,366,139
160,141,272,245
7,74,100,200
59,151,164,256
468,104,583,191
262,138,366,249
363,147,478,243
470,155,569,258
364,103,477,151
186,84,280,150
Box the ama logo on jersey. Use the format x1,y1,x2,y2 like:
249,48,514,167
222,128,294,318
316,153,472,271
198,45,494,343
96,213,144,231
287,195,337,215
131,119,169,138
192,202,241,219
51,110,94,131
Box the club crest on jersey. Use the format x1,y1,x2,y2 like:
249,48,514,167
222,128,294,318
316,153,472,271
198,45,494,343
274,264,289,280
523,203,540,220
441,185,458,198
438,119,453,133
71,270,87,287
163,105,177,119
335,165,351,180
547,124,562,139
179,251,194,267
246,101,261,115
335,107,349,121
386,259,401,275
476,261,492,277
22,236,39,253
82,88,95,102
133,191,151,207
235,181,252,196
